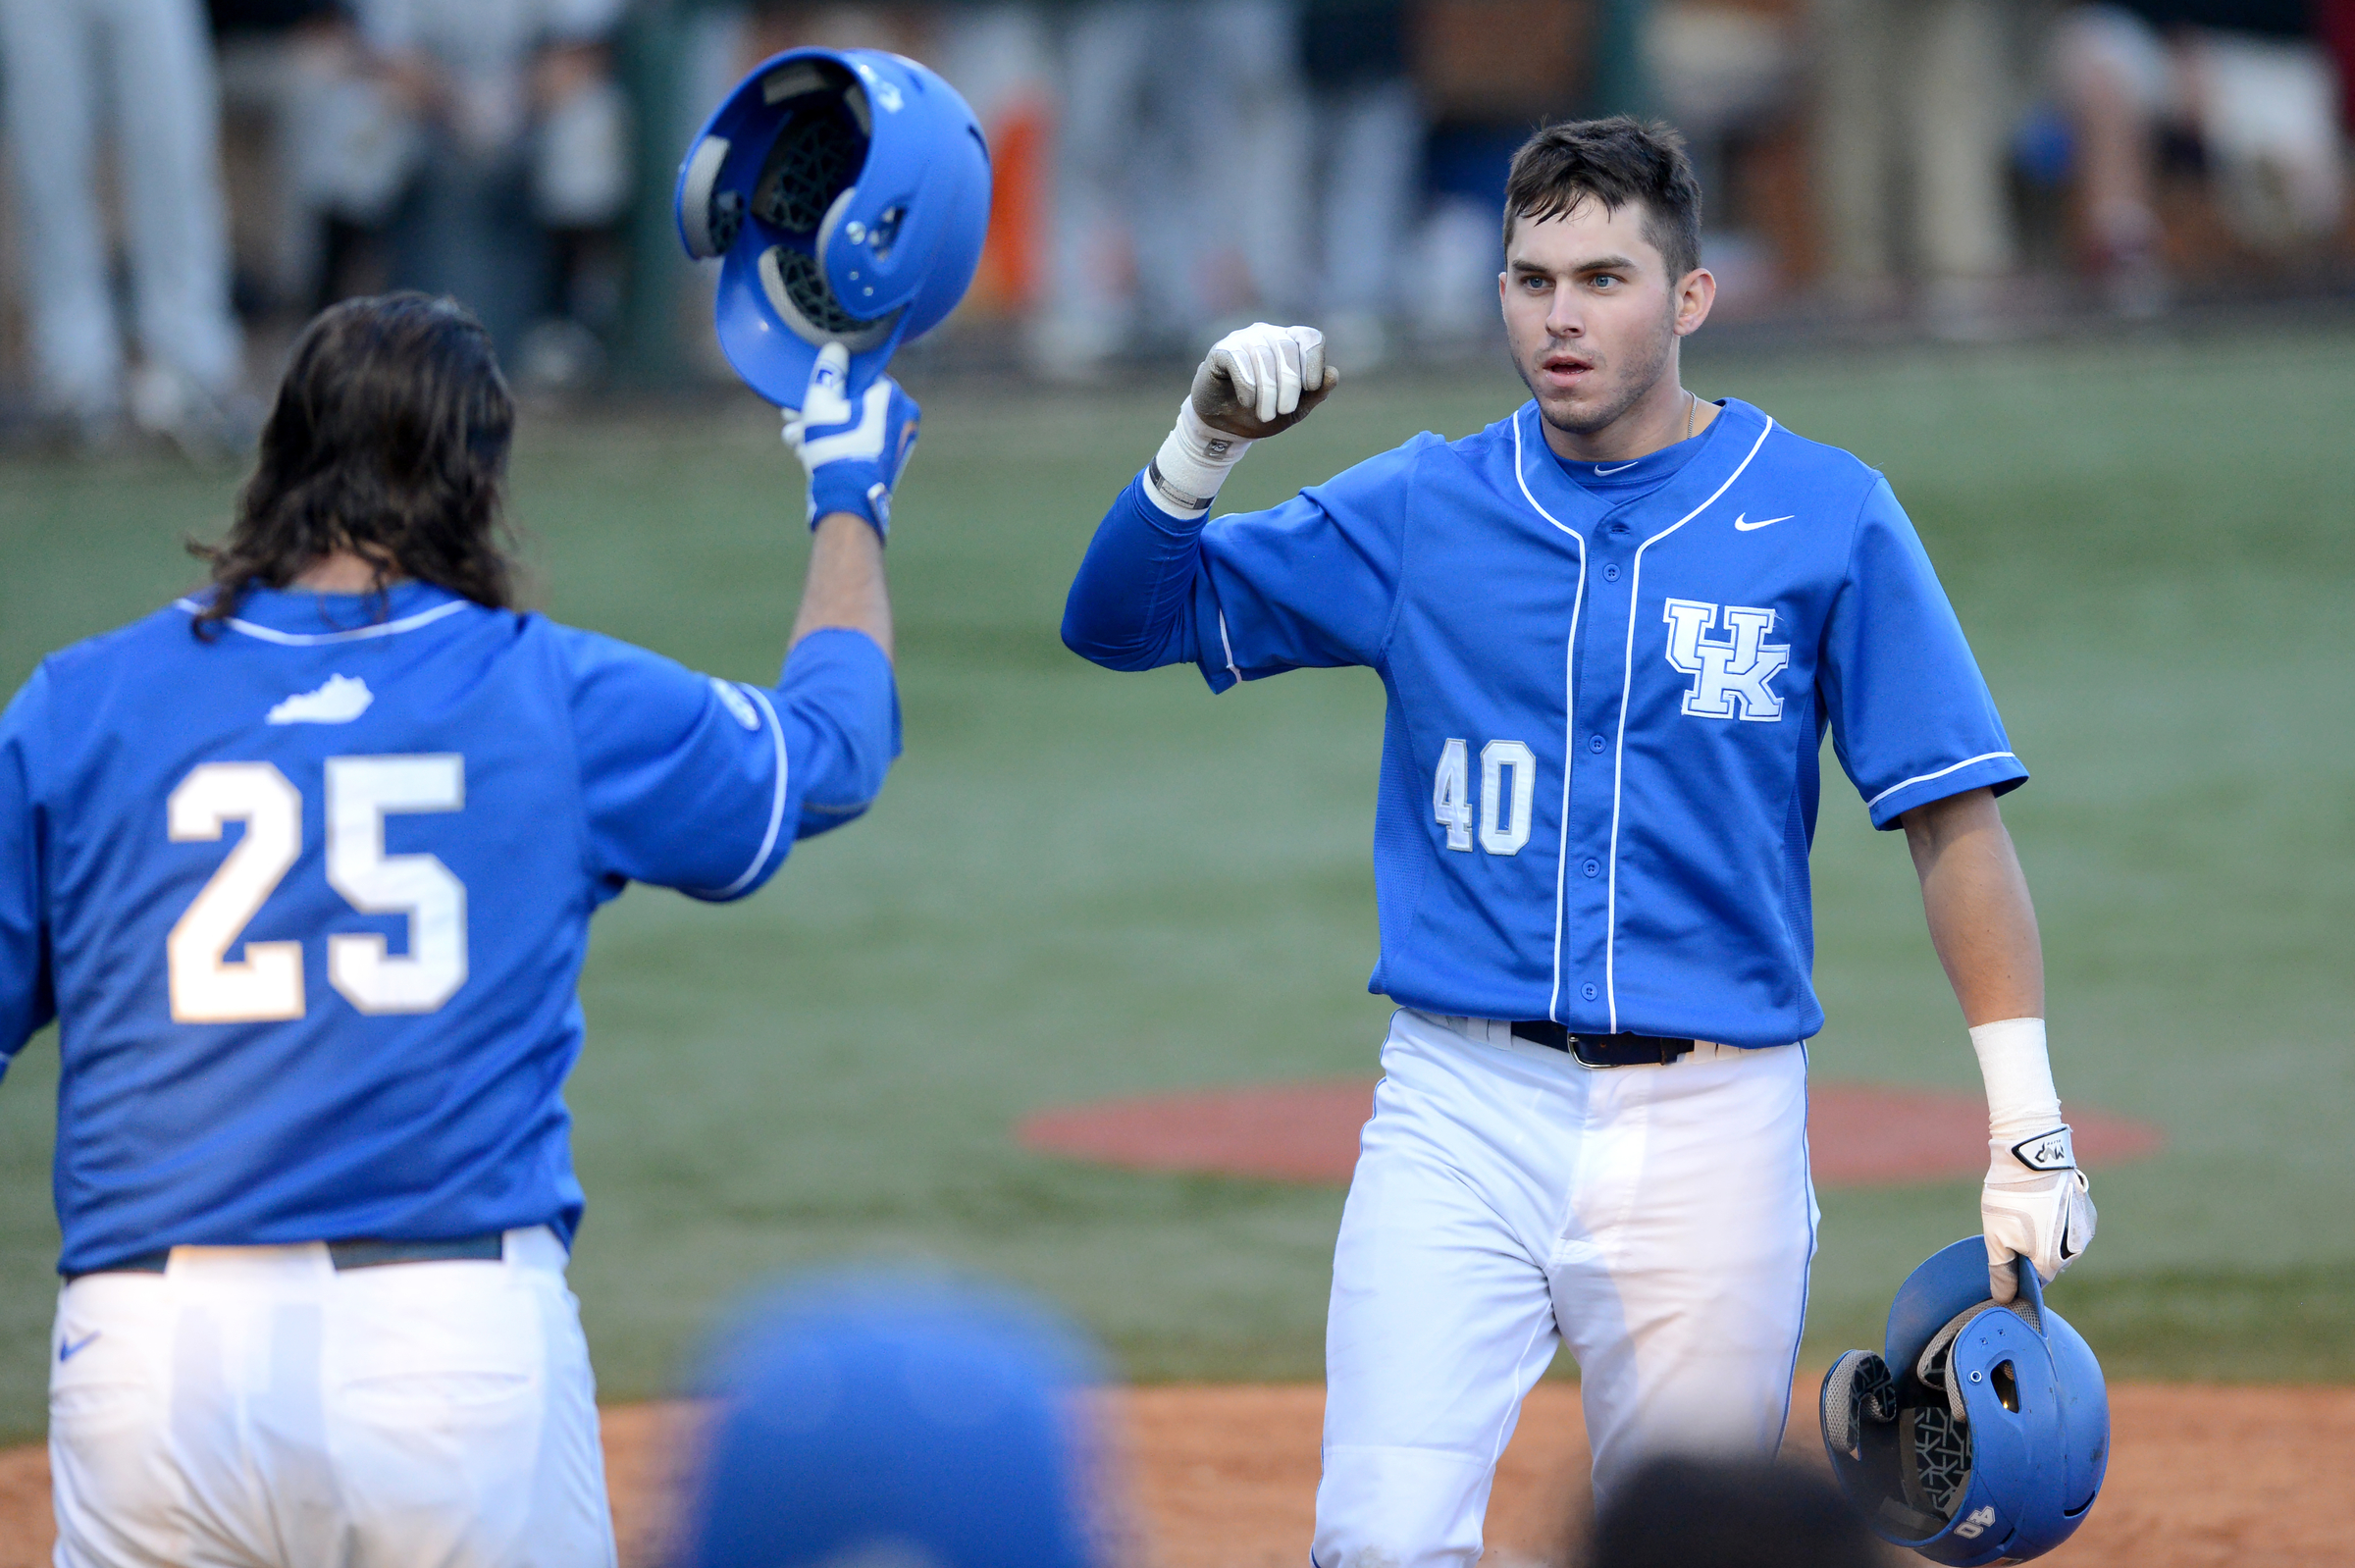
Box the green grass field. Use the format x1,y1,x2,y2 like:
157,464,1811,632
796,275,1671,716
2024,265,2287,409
0,324,2349,1441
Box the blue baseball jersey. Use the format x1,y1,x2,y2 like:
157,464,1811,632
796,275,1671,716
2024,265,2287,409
0,583,898,1275
1064,397,2025,1048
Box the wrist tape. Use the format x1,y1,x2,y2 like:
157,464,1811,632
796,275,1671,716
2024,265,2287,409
1145,399,1252,518
1970,1016,2067,1153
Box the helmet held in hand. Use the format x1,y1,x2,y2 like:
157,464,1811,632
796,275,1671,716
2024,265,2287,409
676,49,991,408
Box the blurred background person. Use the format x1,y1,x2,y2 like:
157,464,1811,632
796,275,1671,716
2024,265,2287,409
2051,0,2345,317
676,1271,1116,1568
1030,0,1310,379
211,0,419,331
346,0,634,386
1296,0,1420,370
1581,1455,1892,1568
0,0,247,452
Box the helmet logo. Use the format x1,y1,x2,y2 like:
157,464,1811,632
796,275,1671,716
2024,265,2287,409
852,61,904,113
1952,1505,1999,1541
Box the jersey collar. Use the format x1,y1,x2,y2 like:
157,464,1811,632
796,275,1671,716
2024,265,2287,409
1510,397,1774,544
177,582,474,645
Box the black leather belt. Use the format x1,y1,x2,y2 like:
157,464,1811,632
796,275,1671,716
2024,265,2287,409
68,1232,505,1282
1510,1021,1697,1066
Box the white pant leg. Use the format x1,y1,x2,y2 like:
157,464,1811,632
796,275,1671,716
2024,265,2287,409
1548,1042,1817,1500
1315,1013,1570,1568
1315,1015,1815,1568
102,0,242,394
0,0,123,416
49,1228,615,1568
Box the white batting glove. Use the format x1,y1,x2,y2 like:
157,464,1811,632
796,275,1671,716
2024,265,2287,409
1193,322,1335,433
1144,324,1339,519
1972,1018,2097,1302
781,342,920,541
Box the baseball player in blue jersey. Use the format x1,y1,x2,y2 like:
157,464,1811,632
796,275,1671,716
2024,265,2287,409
1062,119,2098,1568
0,292,917,1565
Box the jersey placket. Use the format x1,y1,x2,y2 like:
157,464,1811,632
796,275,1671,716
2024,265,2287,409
1559,504,1638,1029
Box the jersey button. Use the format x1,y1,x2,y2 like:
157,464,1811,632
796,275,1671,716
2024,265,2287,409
1582,858,1599,877
1581,982,1598,1001
1588,734,1605,754
1602,563,1621,582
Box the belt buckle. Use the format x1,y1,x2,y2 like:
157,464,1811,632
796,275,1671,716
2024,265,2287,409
1565,1033,1612,1071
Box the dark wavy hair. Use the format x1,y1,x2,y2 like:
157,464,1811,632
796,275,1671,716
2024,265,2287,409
190,292,518,634
1502,117,1703,282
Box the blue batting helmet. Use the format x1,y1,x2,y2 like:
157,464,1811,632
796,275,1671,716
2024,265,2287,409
1819,1238,2109,1564
676,49,991,408
677,1271,1107,1568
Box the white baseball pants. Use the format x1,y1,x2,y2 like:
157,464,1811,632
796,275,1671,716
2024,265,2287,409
47,1226,615,1568
1314,1010,1816,1568
0,0,242,416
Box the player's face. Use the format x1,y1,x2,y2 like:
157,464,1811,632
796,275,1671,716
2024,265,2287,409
1499,198,1713,443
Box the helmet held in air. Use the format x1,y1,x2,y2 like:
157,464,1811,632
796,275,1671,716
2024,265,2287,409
677,48,991,408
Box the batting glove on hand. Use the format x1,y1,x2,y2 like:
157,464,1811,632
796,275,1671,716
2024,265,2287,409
1982,1125,2096,1303
1144,324,1341,519
1190,322,1339,440
782,341,919,542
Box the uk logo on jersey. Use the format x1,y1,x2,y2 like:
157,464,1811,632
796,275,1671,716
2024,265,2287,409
1662,599,1790,721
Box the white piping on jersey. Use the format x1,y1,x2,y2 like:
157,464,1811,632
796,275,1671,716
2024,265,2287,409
692,683,790,900
1603,414,1776,1032
1509,408,1588,1026
1863,750,2017,811
1217,611,1242,685
174,596,471,646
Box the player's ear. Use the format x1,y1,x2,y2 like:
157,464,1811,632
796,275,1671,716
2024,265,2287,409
1672,267,1717,338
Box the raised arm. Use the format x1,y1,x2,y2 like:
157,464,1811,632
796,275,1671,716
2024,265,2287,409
783,341,915,659
1062,324,1338,672
1903,787,2094,1302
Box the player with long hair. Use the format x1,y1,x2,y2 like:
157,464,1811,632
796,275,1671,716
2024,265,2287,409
0,291,915,1565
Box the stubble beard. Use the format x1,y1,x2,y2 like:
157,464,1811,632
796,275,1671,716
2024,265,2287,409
1517,305,1679,441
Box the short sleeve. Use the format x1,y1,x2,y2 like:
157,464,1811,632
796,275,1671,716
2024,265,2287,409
1190,435,1429,690
0,669,56,1072
564,626,898,900
1821,478,2028,828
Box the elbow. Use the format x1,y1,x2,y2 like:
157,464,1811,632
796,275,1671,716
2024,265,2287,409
1060,601,1165,673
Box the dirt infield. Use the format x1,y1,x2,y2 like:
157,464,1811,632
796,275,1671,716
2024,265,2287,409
2,1383,2349,1566
1017,1080,2167,1187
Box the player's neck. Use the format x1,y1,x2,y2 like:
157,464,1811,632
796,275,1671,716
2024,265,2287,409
291,550,404,595
1541,376,1718,466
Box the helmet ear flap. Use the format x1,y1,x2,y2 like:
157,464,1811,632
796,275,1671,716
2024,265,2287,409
1820,1348,1896,1462
677,136,739,259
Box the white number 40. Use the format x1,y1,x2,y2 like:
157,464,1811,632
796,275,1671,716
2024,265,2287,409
1433,738,1535,857
167,756,467,1023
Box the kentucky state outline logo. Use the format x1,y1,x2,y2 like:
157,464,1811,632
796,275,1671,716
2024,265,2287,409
1662,600,1790,721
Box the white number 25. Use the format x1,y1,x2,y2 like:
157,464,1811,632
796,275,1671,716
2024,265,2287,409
166,756,467,1023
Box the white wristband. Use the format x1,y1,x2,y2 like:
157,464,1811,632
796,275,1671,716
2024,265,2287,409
1969,1017,2062,1141
1144,399,1252,518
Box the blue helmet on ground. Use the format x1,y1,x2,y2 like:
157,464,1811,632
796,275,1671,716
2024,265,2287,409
678,1271,1108,1568
676,49,991,408
1819,1237,2109,1564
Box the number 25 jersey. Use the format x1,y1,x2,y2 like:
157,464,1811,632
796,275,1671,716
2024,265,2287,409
0,583,898,1275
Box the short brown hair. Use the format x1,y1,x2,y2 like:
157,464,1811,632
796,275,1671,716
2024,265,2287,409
1502,117,1703,281
191,292,519,634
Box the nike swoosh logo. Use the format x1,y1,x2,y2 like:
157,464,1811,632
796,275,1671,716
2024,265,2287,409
59,1332,99,1362
1594,461,1638,475
1733,513,1794,531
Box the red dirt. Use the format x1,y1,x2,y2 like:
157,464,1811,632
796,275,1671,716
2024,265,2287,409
1017,1080,2165,1186
3,1383,2348,1566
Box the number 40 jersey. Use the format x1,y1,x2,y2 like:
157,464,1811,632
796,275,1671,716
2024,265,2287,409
0,584,898,1276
